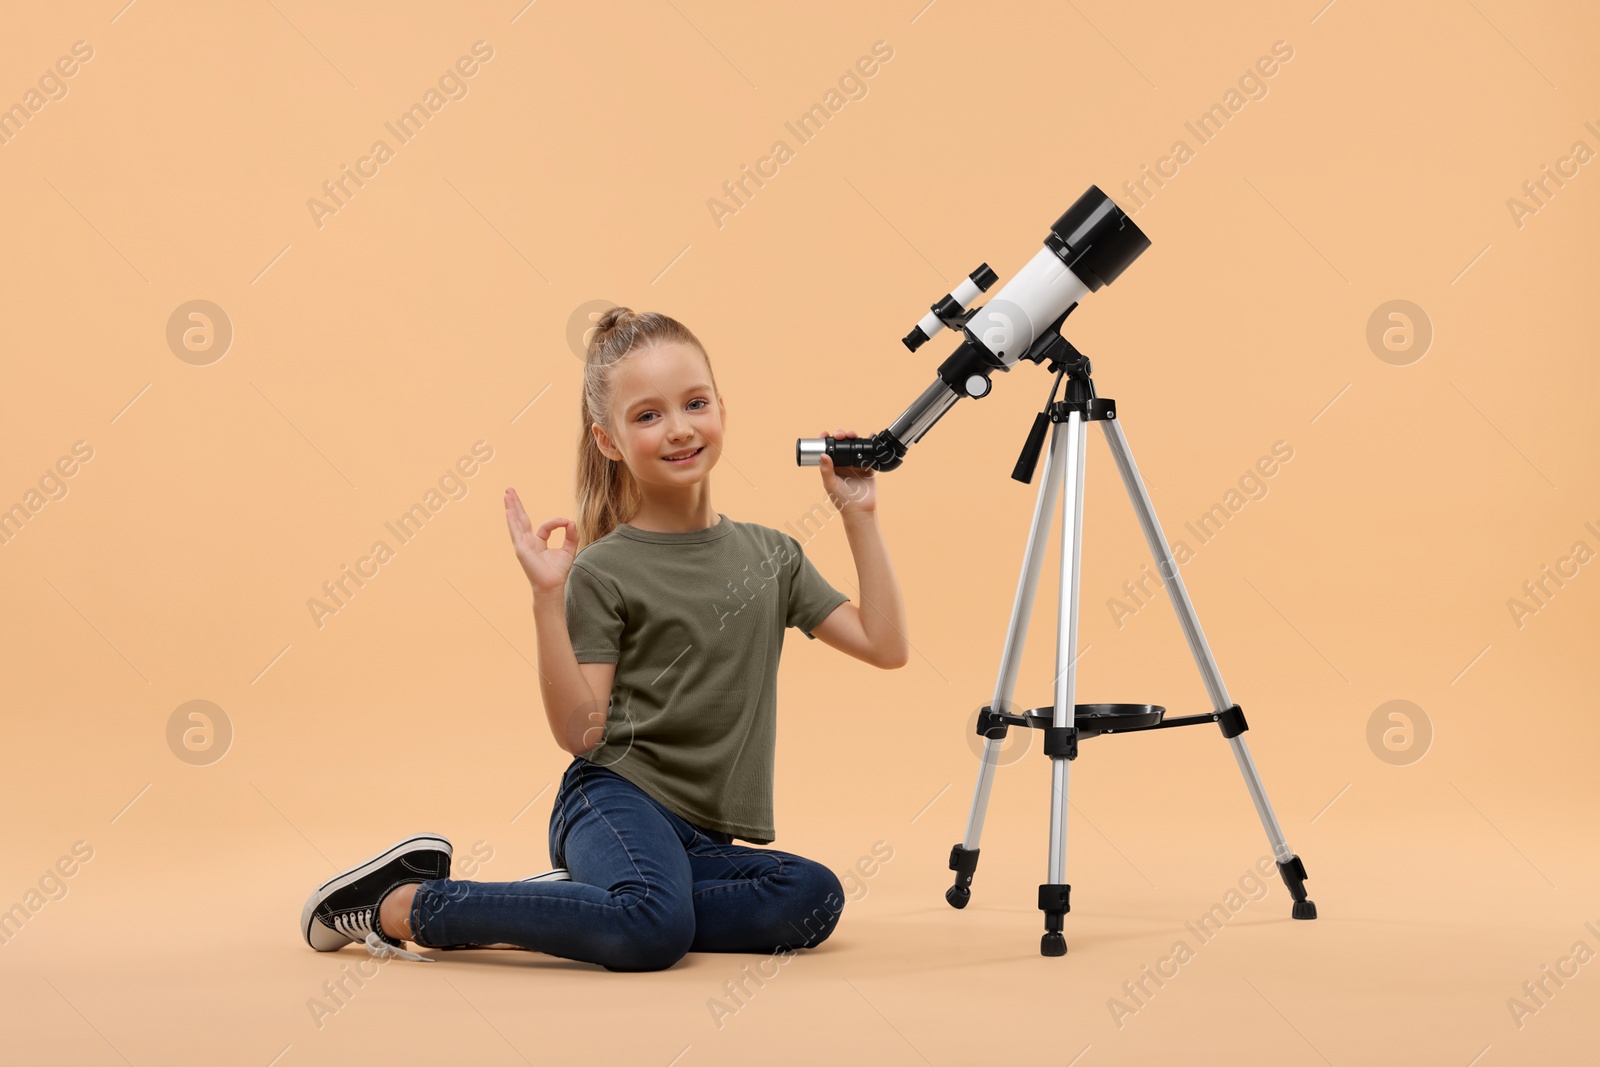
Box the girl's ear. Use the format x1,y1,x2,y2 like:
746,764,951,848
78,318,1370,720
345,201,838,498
592,422,621,462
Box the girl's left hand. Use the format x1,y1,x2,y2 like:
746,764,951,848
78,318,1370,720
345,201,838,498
819,428,877,515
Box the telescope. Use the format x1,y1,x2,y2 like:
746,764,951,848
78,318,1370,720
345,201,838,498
796,186,1319,956
795,185,1150,472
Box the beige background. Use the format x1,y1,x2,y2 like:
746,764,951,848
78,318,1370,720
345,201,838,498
2,0,1597,1063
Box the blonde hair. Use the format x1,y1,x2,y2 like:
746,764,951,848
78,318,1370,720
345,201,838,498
576,307,720,549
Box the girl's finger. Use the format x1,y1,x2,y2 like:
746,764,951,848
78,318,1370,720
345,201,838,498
505,497,529,537
535,518,568,544
511,493,536,530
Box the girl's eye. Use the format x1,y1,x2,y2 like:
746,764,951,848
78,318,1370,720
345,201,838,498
639,399,709,422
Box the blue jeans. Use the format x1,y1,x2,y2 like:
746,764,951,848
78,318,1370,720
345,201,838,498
408,757,845,971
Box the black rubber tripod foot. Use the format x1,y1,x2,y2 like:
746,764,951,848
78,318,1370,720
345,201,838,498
1277,855,1317,920
947,844,979,909
1038,882,1071,957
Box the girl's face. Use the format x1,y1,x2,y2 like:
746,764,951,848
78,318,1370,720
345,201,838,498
592,342,725,488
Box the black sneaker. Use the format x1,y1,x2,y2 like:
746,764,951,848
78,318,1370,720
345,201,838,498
301,833,451,961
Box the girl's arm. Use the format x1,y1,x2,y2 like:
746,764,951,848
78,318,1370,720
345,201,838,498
810,510,910,668
808,430,910,669
533,594,614,755
505,489,610,755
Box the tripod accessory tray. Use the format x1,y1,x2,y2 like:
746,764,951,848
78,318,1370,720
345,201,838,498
1048,702,1163,738
975,701,1251,755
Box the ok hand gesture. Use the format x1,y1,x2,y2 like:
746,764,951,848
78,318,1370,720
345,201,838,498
505,488,576,598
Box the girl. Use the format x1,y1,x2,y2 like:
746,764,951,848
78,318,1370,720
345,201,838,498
301,307,908,971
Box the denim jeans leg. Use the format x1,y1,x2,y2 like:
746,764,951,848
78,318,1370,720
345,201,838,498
408,759,697,971
597,769,848,954
684,835,846,954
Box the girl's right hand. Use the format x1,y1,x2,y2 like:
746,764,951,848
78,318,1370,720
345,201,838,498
504,488,575,598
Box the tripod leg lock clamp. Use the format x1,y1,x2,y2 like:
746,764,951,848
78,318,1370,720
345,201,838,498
1216,704,1249,738
1037,882,1072,932
949,845,980,888
975,706,1009,740
1276,855,1310,900
1043,724,1079,760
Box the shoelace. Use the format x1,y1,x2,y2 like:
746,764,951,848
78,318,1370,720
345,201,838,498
330,907,432,963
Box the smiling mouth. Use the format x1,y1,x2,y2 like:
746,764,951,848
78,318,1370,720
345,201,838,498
662,446,704,463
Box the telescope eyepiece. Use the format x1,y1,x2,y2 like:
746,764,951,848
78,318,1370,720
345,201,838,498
796,437,828,466
795,431,908,472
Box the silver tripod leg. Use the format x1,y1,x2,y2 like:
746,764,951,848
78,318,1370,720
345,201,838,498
958,412,1070,854
1100,416,1295,865
1048,410,1088,889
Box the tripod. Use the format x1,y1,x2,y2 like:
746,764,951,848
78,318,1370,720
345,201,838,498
944,328,1317,957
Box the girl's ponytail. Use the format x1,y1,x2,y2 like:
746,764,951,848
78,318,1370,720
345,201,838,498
575,306,717,549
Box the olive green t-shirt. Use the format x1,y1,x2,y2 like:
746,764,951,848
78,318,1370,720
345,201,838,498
563,512,850,844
